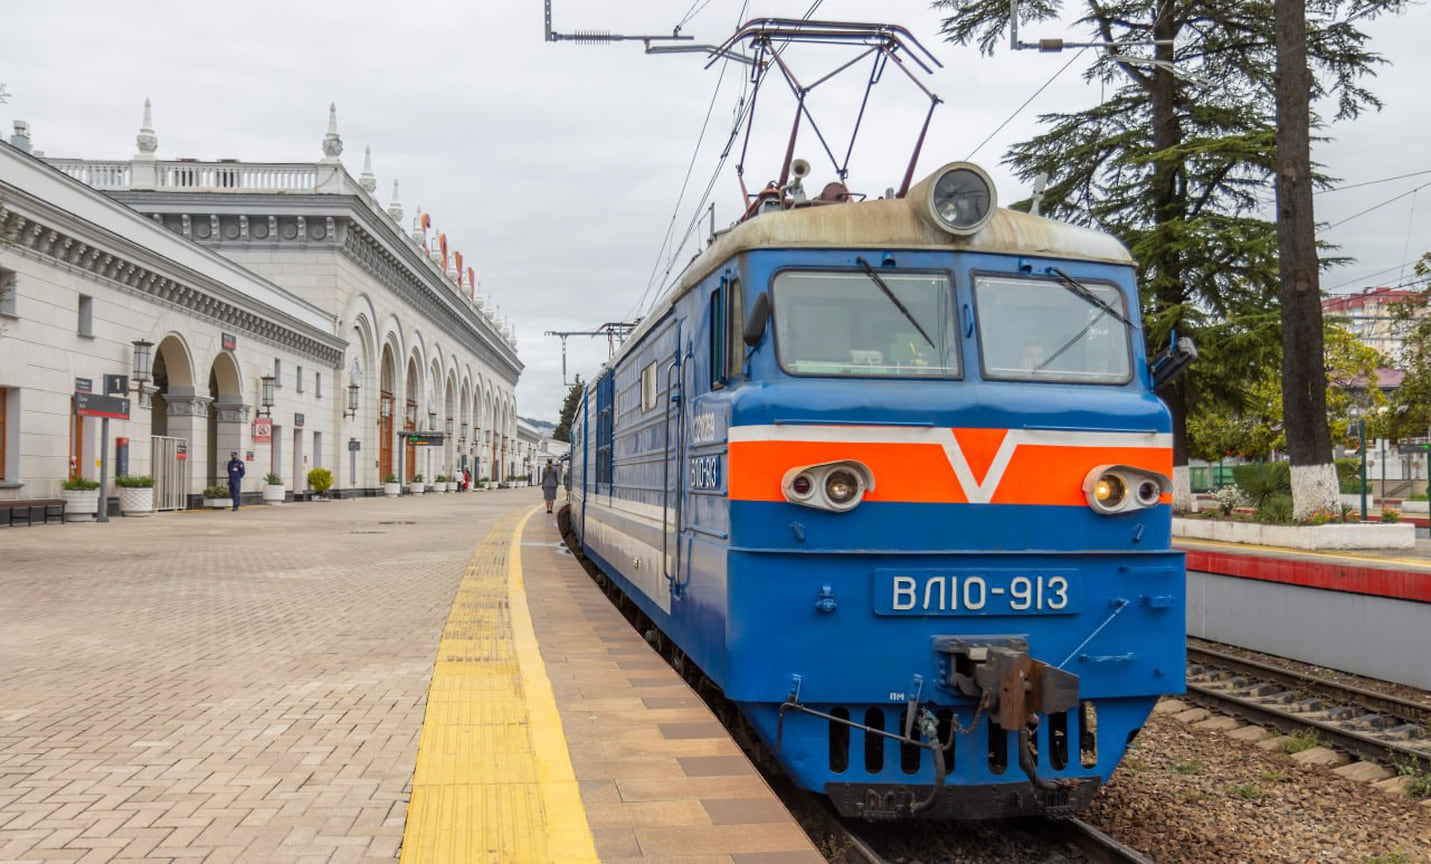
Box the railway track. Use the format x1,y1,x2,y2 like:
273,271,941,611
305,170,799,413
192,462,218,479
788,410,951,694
1186,644,1431,772
560,516,1166,863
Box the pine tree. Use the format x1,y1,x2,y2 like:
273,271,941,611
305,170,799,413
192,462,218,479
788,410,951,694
553,376,584,443
933,0,1404,508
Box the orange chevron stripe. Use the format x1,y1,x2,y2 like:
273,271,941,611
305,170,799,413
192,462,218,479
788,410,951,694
951,427,1007,486
727,438,1172,506
727,440,966,504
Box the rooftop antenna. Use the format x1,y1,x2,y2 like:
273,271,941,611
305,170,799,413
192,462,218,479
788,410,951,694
1009,0,1171,52
544,322,640,386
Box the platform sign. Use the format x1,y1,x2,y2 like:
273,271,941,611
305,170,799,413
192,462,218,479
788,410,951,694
74,377,93,394
403,431,444,446
104,374,129,396
222,332,237,351
1398,442,1429,455
253,417,273,443
176,441,188,462
294,412,305,428
75,392,130,420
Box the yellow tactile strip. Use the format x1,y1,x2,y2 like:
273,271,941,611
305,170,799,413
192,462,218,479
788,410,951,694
400,506,599,864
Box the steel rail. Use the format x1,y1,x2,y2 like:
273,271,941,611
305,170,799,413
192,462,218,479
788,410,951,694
1184,682,1431,771
1045,817,1161,864
1187,644,1431,727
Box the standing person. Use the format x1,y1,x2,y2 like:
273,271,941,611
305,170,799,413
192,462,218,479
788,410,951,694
225,451,245,512
541,458,559,513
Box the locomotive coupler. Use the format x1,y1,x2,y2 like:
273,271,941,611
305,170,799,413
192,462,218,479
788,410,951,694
934,635,1080,730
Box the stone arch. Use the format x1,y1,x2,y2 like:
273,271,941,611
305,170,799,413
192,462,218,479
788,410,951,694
206,350,244,487
149,333,195,438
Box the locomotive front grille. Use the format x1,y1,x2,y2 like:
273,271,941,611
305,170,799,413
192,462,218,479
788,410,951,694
823,704,1098,777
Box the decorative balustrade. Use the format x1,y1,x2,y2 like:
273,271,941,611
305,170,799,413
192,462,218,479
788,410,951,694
46,158,320,192
156,161,317,191
49,160,132,188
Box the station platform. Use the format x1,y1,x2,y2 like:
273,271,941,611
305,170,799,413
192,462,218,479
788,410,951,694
1176,536,1431,603
0,491,820,864
1176,535,1431,691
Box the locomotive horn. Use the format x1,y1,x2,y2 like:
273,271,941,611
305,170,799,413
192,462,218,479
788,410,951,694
790,158,811,179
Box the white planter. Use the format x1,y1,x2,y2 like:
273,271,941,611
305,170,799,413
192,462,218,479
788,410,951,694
438,482,451,493
262,484,285,505
204,498,230,510
60,488,99,521
1173,517,1415,550
118,486,154,517
409,483,425,495
384,482,402,498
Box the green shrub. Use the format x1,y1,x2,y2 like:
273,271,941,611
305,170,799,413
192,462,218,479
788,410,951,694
263,472,282,485
115,474,153,488
384,474,398,484
412,473,424,483
203,484,229,498
62,476,100,491
1231,462,1291,508
1257,494,1294,524
307,467,333,494
1381,506,1402,524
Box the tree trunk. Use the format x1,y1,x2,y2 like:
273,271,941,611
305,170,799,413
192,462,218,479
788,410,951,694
1148,0,1192,508
1275,0,1339,519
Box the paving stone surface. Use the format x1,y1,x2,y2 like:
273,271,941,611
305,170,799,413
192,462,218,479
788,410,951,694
0,490,537,863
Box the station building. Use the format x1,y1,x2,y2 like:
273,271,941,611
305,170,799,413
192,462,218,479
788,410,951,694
0,103,522,509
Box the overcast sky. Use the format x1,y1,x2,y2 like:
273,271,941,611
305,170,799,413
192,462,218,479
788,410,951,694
4,1,1428,422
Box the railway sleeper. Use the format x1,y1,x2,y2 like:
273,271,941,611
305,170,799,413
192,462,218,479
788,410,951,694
1383,724,1423,741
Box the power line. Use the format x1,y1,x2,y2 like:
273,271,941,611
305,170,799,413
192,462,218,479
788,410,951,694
965,49,1087,162
1324,179,1431,230
1317,168,1431,195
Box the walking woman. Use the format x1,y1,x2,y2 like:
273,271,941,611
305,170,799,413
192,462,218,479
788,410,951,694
541,459,559,513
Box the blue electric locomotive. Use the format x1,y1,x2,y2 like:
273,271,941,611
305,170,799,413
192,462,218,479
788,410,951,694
563,16,1192,819
567,155,1189,819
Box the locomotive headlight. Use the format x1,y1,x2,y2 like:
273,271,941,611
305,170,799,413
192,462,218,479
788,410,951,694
1094,474,1126,509
782,461,873,512
824,469,861,507
913,162,997,236
1083,464,1171,515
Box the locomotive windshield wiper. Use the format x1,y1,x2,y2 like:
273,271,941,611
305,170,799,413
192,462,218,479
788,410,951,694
1035,267,1137,372
855,256,936,348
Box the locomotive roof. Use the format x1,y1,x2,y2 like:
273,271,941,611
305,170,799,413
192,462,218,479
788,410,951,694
675,198,1133,294
614,190,1136,365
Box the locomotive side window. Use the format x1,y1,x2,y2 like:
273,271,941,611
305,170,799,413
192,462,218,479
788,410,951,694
973,275,1133,384
771,271,958,378
726,278,744,381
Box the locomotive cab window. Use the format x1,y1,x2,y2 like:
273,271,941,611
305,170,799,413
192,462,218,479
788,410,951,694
771,270,958,378
974,275,1133,384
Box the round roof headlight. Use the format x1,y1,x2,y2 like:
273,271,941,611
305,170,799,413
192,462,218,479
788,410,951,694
924,163,996,236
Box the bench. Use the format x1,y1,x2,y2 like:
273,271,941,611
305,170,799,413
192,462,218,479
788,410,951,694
0,498,66,527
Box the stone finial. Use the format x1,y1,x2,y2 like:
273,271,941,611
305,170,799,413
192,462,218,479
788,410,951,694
359,145,377,195
136,98,158,157
387,180,404,224
321,102,343,161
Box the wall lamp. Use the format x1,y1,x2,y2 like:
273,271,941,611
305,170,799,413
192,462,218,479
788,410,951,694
459,422,469,444
445,417,454,438
344,383,360,420
130,339,154,384
380,394,393,419
259,375,275,418
427,409,437,431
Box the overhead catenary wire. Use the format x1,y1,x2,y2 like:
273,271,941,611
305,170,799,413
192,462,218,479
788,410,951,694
627,0,753,323
965,48,1087,162
638,0,828,315
1324,179,1431,230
